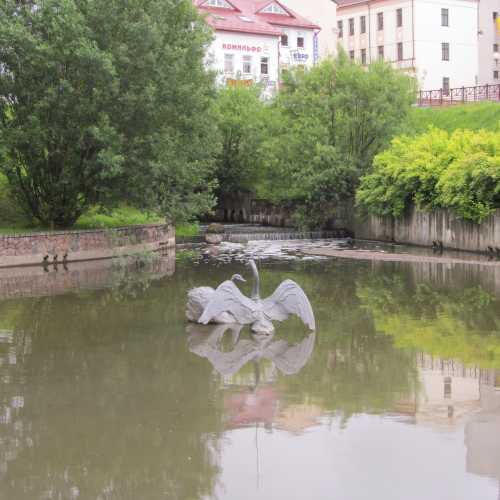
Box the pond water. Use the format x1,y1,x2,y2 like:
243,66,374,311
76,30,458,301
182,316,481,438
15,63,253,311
0,240,499,500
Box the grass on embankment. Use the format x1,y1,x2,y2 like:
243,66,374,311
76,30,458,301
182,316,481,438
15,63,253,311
73,206,163,230
405,102,500,135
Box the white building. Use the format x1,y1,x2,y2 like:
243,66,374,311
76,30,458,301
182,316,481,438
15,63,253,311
195,0,320,94
335,0,479,91
281,0,339,58
478,1,500,85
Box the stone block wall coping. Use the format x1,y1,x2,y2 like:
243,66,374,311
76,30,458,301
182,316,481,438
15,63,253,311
0,223,168,240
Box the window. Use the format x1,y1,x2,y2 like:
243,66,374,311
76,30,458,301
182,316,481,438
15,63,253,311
281,34,288,46
262,3,288,15
349,50,355,60
360,15,366,34
494,43,499,53
442,42,449,61
378,45,384,59
206,0,232,8
396,8,403,27
494,70,499,80
297,36,304,48
441,8,449,26
260,57,269,75
377,12,384,31
493,12,498,21
243,55,252,74
224,54,234,73
442,77,450,95
444,377,452,399
349,18,355,36
397,42,403,61
337,20,343,38
361,48,367,65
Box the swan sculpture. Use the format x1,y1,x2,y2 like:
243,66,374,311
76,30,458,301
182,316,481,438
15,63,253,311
186,273,246,324
188,259,315,334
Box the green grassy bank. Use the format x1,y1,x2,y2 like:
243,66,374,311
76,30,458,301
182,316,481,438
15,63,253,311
406,102,500,135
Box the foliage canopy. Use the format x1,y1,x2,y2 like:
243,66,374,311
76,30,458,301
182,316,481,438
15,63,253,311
356,128,500,222
213,85,268,197
255,54,416,228
0,0,217,228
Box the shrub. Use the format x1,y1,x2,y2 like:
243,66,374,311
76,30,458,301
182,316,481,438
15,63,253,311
437,153,500,222
356,128,500,222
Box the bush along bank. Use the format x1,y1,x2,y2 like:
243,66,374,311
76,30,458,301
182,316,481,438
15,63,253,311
356,128,500,224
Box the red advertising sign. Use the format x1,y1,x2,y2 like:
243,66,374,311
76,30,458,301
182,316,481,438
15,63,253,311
222,43,262,53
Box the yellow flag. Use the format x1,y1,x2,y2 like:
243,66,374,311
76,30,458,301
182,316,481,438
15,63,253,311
497,16,500,35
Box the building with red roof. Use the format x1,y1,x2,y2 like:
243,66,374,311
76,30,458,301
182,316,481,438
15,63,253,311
194,0,321,95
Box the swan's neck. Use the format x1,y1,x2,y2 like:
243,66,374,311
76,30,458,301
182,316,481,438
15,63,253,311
250,260,260,300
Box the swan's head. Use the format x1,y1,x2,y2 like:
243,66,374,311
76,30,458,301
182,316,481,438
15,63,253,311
231,274,246,283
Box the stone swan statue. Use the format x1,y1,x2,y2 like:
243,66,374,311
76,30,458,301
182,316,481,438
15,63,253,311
186,273,247,324
187,259,315,334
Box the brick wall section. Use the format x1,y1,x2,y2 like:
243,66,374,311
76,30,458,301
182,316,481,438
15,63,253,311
0,224,175,268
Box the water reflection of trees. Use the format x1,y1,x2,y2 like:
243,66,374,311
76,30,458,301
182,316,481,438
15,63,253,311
355,265,500,368
256,261,420,420
0,288,223,500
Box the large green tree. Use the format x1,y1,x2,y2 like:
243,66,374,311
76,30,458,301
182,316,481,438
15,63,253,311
213,85,268,197
259,53,416,228
0,0,217,228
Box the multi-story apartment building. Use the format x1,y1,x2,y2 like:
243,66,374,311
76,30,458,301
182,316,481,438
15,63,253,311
335,0,479,91
281,0,339,58
194,0,320,96
478,1,500,85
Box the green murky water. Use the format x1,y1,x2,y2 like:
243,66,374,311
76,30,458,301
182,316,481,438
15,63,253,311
0,242,499,500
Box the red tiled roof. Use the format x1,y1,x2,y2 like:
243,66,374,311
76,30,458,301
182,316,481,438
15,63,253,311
334,0,382,7
194,0,319,37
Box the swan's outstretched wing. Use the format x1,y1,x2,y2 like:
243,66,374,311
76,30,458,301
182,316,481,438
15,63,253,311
262,280,316,330
263,332,316,375
198,281,259,326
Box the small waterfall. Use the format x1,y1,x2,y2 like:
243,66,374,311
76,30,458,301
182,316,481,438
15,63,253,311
177,226,350,244
226,230,348,243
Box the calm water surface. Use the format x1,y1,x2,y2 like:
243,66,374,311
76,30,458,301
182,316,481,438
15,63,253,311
0,241,499,500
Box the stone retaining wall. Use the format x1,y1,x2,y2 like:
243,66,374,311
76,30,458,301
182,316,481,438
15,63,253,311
353,208,500,253
0,224,174,268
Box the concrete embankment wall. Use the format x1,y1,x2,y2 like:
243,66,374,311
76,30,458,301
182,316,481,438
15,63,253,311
353,207,500,253
214,194,353,230
0,224,175,268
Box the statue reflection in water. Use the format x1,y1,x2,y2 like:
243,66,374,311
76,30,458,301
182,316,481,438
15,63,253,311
187,323,317,488
187,323,316,428
187,323,315,380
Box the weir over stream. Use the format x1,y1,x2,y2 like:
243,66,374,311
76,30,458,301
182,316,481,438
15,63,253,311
176,224,350,244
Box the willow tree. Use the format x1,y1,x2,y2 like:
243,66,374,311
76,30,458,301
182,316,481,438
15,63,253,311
0,0,217,228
